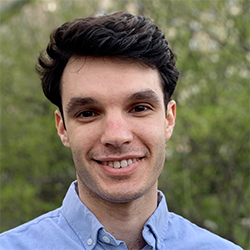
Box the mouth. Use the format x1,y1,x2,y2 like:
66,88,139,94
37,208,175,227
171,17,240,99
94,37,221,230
95,158,142,169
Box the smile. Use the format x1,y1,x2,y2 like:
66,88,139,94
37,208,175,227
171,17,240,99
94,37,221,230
100,158,140,169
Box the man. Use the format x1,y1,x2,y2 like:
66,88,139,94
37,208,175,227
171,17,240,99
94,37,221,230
0,11,242,250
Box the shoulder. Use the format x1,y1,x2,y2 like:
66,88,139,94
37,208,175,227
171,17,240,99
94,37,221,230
0,208,64,250
164,212,243,250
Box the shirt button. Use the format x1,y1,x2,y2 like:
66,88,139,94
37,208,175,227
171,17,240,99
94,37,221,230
102,235,111,243
87,238,93,245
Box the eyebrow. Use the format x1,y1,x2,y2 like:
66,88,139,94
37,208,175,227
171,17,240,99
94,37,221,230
126,89,162,104
65,97,100,114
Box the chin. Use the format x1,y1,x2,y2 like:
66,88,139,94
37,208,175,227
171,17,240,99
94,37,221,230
98,187,147,203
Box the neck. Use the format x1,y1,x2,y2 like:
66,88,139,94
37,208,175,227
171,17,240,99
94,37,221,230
78,182,158,250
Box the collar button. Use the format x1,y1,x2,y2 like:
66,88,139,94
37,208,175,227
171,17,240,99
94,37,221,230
102,235,111,243
87,238,93,246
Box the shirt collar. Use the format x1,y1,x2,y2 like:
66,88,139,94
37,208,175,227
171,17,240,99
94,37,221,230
143,191,169,250
61,181,169,250
61,181,103,250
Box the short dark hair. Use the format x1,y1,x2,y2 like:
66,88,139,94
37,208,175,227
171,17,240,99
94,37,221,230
36,11,179,114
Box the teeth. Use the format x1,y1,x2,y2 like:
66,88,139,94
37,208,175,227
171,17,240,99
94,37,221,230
120,160,127,167
127,159,133,165
114,161,120,168
101,158,139,168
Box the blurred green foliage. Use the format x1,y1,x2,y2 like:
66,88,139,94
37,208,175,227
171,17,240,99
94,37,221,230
0,0,249,249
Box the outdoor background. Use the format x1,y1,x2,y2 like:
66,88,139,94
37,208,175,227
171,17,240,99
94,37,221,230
0,0,249,249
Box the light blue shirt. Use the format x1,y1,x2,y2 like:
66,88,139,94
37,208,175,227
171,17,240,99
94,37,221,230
0,181,243,250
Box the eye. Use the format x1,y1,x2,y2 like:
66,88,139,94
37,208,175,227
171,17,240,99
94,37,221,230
78,110,96,118
132,105,149,113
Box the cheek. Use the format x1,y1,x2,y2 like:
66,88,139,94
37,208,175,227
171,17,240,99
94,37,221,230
136,121,166,163
141,120,167,143
68,125,99,147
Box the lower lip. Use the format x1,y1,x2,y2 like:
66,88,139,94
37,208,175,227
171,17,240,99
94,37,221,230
97,160,141,176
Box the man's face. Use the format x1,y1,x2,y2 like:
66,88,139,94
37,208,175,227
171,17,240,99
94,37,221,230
56,57,176,203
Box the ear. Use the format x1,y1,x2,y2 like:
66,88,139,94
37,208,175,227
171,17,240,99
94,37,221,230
55,110,70,147
165,100,176,140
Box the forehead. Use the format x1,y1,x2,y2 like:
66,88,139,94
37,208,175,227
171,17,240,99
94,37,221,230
61,56,164,103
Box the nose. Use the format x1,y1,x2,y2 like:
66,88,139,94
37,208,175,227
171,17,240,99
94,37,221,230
100,112,133,147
